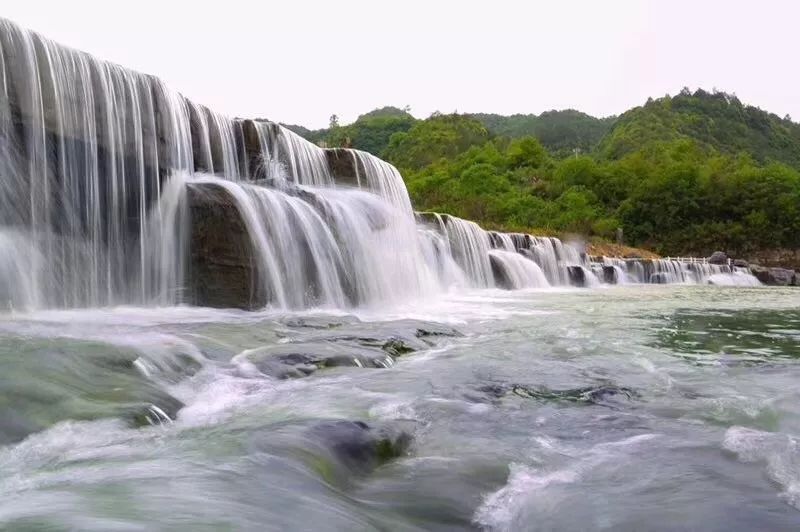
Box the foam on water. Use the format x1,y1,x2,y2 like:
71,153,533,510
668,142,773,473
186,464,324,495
474,434,658,531
723,426,800,508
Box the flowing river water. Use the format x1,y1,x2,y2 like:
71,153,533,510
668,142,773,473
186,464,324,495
1,285,799,531
1,16,800,531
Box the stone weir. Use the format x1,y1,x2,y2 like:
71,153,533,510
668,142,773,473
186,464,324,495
593,254,799,287
0,17,412,310
0,18,794,312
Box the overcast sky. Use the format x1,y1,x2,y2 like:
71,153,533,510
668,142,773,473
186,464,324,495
4,0,798,128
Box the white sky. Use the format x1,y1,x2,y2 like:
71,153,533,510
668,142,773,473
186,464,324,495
4,0,798,128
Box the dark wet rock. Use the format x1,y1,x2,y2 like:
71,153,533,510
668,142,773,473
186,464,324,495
247,319,462,380
602,265,618,284
186,182,264,310
511,383,638,404
468,382,638,406
488,232,508,250
325,148,361,187
733,259,749,268
464,383,510,403
567,265,587,287
750,266,796,286
490,254,513,289
252,352,322,379
305,420,413,474
279,316,352,330
650,272,670,284
477,384,508,398
414,211,443,228
247,342,398,379
127,394,185,428
412,322,463,340
381,338,417,357
241,119,266,177
326,335,426,354
302,318,462,346
0,376,185,443
708,251,728,265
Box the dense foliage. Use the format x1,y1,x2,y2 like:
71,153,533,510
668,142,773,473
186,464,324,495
284,106,416,154
467,110,615,156
601,89,800,167
292,90,800,256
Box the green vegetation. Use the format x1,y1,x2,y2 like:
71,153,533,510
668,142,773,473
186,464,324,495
292,90,800,256
467,110,615,156
601,88,800,167
284,106,416,154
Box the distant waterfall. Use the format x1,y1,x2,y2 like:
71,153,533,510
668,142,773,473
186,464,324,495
416,213,596,290
594,257,759,285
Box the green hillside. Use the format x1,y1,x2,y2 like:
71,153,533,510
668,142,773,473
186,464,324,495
467,110,615,155
289,90,800,256
283,106,416,155
601,88,800,167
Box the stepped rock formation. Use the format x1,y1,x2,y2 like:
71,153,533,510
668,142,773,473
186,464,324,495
186,183,262,309
0,18,786,312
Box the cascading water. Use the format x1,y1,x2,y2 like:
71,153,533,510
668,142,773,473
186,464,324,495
0,18,195,308
584,257,761,286
432,214,494,288
598,257,630,284
489,250,550,289
252,121,332,187
189,175,442,309
0,17,448,311
0,17,766,313
349,149,415,214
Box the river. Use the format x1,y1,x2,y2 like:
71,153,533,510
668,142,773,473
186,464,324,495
1,284,798,530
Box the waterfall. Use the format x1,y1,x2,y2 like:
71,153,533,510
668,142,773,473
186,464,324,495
349,150,415,214
432,215,494,288
0,17,764,312
0,18,196,308
586,257,761,286
189,175,441,309
252,122,332,186
489,250,550,289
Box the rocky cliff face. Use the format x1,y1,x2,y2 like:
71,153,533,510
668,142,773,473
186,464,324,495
187,183,264,309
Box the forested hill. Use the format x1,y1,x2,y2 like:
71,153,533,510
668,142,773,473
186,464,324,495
287,90,800,257
466,110,615,156
283,107,614,157
601,89,800,167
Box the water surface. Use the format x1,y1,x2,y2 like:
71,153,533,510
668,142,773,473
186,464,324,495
1,285,799,531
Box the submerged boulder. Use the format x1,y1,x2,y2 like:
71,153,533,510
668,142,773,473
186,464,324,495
469,382,638,406
247,419,414,488
245,335,422,379
305,420,413,474
0,345,186,445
